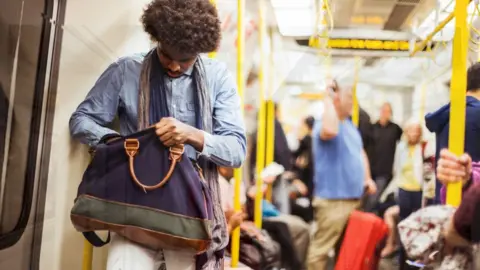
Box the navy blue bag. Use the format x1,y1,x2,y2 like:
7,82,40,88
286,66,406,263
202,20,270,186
71,129,213,252
70,52,213,254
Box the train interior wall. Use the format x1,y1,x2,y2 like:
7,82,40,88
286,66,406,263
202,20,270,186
38,0,152,269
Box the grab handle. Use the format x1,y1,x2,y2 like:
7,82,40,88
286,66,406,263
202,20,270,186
124,138,184,192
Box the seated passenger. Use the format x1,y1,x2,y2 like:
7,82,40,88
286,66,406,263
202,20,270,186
68,1,247,269
380,205,400,258
291,117,315,222
217,167,299,269
425,62,480,204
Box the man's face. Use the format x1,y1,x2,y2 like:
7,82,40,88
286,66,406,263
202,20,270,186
156,44,197,78
334,88,353,117
406,124,422,144
380,103,392,122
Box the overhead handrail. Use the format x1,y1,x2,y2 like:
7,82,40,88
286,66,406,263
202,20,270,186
410,0,475,57
230,0,245,266
254,0,267,229
410,12,455,56
446,0,469,207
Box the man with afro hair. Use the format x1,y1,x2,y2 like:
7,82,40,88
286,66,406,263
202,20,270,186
69,0,247,269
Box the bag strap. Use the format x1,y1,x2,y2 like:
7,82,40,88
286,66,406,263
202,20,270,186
83,231,110,247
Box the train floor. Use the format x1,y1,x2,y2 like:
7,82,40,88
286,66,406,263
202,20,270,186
325,252,400,270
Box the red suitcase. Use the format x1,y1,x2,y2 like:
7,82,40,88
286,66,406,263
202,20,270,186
335,210,388,270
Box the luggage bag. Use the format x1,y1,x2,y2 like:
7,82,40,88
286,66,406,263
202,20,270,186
335,210,389,270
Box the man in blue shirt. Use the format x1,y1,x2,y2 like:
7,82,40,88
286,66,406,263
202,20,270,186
69,0,246,269
425,62,480,204
307,80,377,270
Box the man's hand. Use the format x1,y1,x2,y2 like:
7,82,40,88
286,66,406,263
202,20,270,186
437,149,472,186
364,178,377,195
263,175,276,185
226,210,246,232
291,179,308,196
155,117,203,150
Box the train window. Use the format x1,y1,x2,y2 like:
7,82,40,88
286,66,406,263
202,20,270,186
0,0,52,244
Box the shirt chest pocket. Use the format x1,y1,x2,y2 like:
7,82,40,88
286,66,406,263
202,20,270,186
187,102,196,112
177,102,196,124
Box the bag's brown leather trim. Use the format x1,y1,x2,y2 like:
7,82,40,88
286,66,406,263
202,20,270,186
71,214,210,253
124,139,185,192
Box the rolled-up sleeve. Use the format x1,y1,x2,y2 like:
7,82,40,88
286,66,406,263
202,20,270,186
69,60,124,147
199,67,247,168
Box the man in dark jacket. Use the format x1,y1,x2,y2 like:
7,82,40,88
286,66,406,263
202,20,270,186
425,62,480,204
250,103,292,176
358,107,374,168
365,103,403,212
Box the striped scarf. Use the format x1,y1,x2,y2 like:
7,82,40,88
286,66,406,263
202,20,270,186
137,50,226,269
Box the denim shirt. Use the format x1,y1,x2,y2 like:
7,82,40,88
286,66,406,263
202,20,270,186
69,53,246,167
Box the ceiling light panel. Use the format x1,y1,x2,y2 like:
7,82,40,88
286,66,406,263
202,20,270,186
271,0,316,36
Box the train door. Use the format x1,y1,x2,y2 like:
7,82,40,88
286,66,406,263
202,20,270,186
0,0,62,269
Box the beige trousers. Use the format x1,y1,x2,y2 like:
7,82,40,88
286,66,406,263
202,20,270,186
106,233,196,270
307,198,361,270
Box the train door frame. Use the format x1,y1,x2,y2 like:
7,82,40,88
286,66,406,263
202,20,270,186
0,0,66,269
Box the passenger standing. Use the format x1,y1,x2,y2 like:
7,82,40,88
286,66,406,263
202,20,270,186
358,107,374,167
69,0,247,269
365,102,403,212
250,103,293,213
391,120,424,269
291,116,315,222
307,80,377,270
425,62,480,204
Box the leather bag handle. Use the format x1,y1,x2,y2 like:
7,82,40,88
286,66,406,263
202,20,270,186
124,138,184,192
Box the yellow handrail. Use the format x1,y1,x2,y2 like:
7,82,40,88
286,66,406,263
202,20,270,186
351,56,360,127
208,0,218,58
82,239,93,270
254,0,267,229
447,0,469,207
265,28,275,203
230,0,245,266
82,153,95,270
410,12,455,57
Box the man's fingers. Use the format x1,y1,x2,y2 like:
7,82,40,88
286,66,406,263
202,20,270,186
438,158,464,171
440,149,459,161
459,154,472,165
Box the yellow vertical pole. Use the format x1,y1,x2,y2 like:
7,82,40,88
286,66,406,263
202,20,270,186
230,0,245,266
447,0,468,207
82,240,93,270
208,0,218,58
83,152,95,270
254,0,267,229
419,64,428,123
351,56,360,127
265,28,275,202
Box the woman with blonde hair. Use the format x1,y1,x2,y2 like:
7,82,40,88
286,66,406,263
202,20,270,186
378,119,425,265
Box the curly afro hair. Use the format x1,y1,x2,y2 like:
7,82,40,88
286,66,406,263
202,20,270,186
141,0,221,55
467,62,480,92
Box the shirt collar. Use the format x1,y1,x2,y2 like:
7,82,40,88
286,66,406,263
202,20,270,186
183,64,194,76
